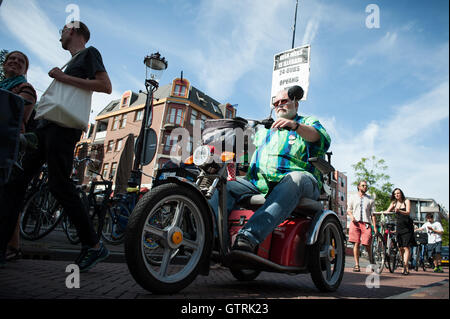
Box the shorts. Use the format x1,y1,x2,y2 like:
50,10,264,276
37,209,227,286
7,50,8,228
349,221,372,246
427,241,442,258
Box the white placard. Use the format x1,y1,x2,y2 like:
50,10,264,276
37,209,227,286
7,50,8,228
271,45,310,104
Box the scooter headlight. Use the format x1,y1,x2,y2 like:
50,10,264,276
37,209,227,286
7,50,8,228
193,145,212,166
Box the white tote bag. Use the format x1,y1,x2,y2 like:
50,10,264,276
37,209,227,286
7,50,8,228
35,50,92,131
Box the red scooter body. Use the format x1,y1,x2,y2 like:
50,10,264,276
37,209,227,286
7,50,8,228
228,209,311,268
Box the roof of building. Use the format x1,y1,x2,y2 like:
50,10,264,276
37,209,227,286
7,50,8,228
96,82,224,118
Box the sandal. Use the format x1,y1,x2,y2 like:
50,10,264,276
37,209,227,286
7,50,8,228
402,269,409,276
353,265,361,272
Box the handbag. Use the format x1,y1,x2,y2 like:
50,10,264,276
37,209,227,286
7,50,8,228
35,49,92,131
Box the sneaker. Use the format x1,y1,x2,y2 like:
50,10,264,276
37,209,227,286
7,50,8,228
74,245,90,265
435,267,444,273
232,234,258,253
77,242,110,273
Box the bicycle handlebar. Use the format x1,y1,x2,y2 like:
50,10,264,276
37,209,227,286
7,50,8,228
373,212,395,215
88,169,114,184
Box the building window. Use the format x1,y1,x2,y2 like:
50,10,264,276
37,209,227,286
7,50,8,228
200,114,207,130
102,163,109,180
135,109,143,121
119,114,127,129
226,107,233,119
106,140,114,153
163,134,176,153
115,138,123,152
166,105,184,126
190,109,198,125
112,116,120,130
110,162,117,179
173,84,186,97
122,96,129,107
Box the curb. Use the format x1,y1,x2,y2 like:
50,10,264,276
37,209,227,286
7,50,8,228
386,279,449,299
21,247,126,263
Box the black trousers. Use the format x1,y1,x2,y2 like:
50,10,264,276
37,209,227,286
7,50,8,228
0,123,98,255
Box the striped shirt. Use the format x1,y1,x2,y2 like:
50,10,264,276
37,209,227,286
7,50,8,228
246,114,331,195
347,193,375,224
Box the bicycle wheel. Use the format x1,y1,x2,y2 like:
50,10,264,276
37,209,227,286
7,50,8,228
102,201,130,245
20,186,62,240
62,189,89,245
371,233,385,274
414,246,420,271
386,237,399,273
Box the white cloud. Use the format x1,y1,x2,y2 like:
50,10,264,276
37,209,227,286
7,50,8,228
0,0,69,67
185,0,291,101
302,18,320,45
329,80,449,208
1,0,123,124
346,31,398,66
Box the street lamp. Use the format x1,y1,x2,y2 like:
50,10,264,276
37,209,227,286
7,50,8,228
128,52,168,188
144,52,168,88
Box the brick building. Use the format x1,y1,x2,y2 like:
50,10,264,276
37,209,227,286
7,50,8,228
77,77,235,187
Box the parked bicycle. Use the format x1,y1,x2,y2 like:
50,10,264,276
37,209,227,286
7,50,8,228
107,186,149,245
19,164,61,240
413,231,428,271
20,156,90,241
368,221,385,274
380,213,404,273
63,165,130,245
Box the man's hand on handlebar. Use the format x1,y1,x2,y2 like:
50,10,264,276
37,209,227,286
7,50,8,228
271,118,298,131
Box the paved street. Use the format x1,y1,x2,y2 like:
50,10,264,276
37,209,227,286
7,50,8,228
0,229,448,300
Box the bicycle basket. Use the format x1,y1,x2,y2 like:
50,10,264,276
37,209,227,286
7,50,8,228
202,118,248,153
415,232,428,245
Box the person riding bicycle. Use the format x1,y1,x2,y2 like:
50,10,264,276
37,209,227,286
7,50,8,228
415,213,444,273
210,86,331,253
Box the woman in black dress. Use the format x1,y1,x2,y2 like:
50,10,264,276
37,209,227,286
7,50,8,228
386,188,414,275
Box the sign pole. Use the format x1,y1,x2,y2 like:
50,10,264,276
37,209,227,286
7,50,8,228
291,0,299,49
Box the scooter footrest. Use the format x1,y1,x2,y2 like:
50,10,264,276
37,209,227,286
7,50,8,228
226,250,306,273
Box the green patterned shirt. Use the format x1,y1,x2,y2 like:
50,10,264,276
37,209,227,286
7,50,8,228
246,114,331,195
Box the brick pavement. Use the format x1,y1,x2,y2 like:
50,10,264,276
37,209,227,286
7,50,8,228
0,258,447,299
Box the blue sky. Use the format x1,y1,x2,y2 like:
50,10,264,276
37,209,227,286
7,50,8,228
1,0,448,210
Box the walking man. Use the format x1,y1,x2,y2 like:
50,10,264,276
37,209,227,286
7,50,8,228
347,180,377,272
0,21,112,271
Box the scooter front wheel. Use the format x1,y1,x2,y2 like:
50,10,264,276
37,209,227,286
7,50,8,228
308,215,345,292
125,183,212,294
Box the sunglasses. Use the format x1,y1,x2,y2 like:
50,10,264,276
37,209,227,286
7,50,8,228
272,99,292,109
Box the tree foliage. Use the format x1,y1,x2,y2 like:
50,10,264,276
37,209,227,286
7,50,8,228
351,155,393,212
0,49,9,82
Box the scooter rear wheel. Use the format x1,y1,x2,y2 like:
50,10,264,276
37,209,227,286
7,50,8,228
308,215,345,292
125,183,212,294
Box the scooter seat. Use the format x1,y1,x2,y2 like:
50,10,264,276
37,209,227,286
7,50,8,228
238,195,322,216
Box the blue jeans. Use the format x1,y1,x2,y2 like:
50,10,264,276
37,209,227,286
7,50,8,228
209,171,320,245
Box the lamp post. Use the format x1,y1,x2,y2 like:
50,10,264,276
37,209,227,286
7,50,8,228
128,52,168,188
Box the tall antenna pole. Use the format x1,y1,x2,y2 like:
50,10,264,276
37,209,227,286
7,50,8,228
291,0,299,49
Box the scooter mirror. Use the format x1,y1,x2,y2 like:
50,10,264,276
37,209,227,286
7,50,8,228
287,85,304,101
